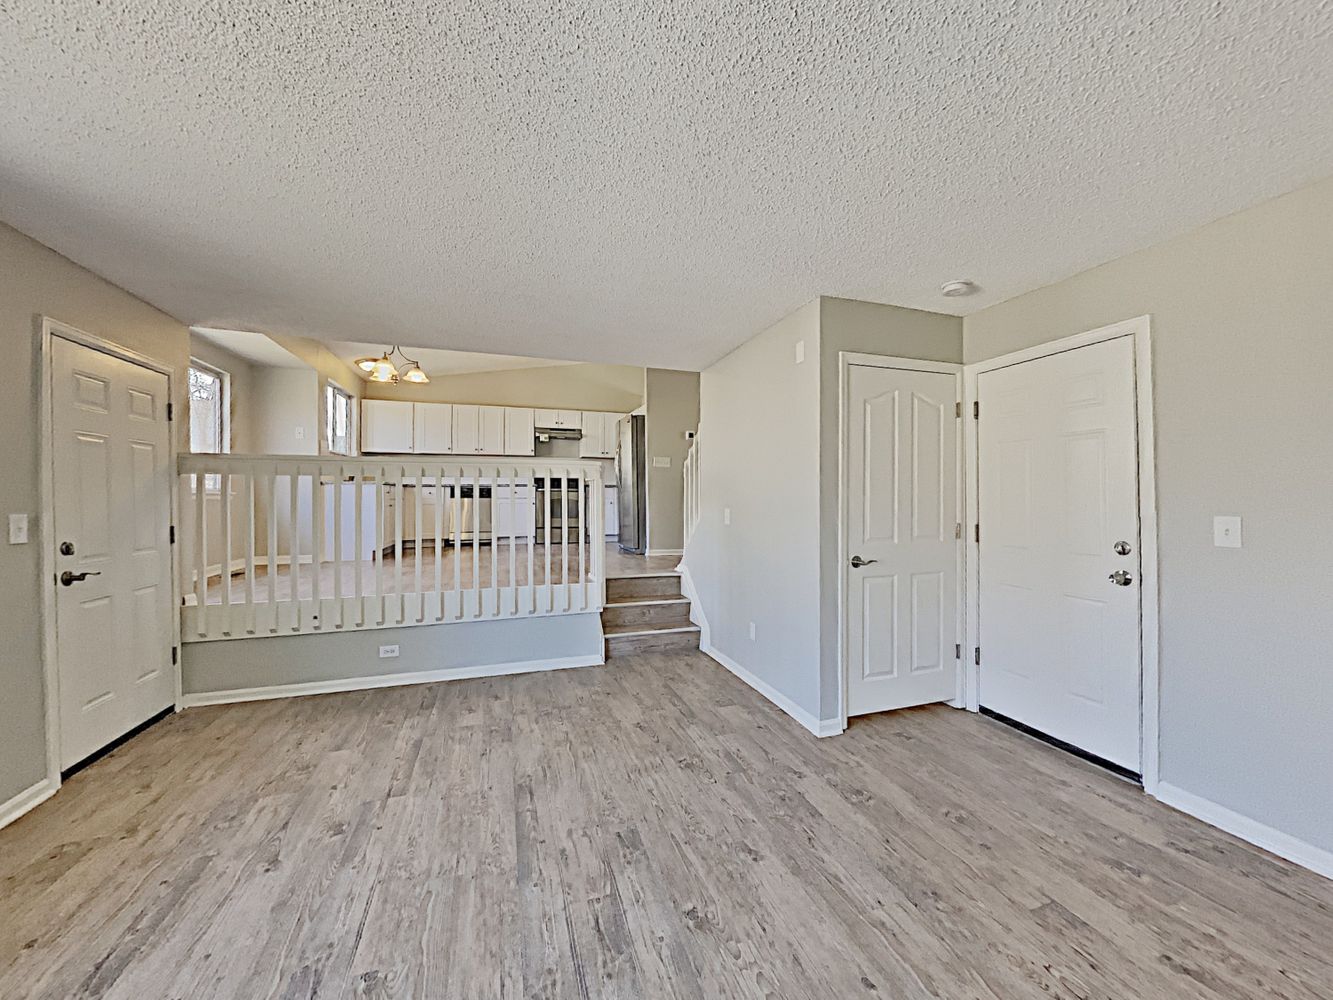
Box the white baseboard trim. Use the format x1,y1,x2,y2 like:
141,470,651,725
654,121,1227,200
1155,782,1333,882
181,654,605,708
0,777,58,832
646,548,684,557
701,642,842,739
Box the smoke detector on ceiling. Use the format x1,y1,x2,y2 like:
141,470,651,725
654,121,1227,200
941,280,978,298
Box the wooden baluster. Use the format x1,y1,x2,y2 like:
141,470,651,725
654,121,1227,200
353,467,365,627
288,471,300,631
334,464,345,629
194,470,207,637
414,463,425,623
311,467,323,629
509,466,518,616
452,471,462,620
544,468,552,613
527,466,536,615
266,467,277,633
434,465,445,622
219,470,233,636
577,467,586,611
561,469,570,612
471,467,481,618
245,471,257,634
394,469,405,624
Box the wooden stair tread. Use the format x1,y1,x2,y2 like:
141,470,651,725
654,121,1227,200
603,622,699,637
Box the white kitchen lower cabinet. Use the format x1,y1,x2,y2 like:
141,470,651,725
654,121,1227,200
493,483,536,540
604,485,619,538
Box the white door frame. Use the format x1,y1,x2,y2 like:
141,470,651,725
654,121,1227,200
962,315,1160,792
837,352,965,729
38,317,182,789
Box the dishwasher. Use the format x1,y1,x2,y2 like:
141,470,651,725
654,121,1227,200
447,484,493,544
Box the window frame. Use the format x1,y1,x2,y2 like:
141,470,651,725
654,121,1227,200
188,359,230,493
325,379,354,456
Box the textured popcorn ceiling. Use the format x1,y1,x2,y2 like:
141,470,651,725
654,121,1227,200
1,2,1331,369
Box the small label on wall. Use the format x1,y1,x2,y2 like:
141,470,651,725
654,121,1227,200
652,456,670,468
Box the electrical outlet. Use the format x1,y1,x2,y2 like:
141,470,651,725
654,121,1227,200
749,621,756,641
652,456,670,468
294,426,306,440
8,513,29,544
378,644,400,658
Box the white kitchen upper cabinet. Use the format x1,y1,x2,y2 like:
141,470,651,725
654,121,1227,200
580,411,620,458
534,408,580,429
452,404,480,454
412,402,453,454
362,399,414,453
503,407,536,456
478,405,505,454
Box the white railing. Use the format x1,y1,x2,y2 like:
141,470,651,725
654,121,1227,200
178,454,606,642
683,432,699,546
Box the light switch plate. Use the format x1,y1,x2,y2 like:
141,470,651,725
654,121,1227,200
1213,515,1242,548
723,507,731,525
652,456,670,468
749,621,756,640
795,340,805,364
8,513,28,544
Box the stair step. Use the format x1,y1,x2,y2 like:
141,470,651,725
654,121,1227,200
601,598,692,629
606,573,682,601
604,624,701,656
603,621,697,637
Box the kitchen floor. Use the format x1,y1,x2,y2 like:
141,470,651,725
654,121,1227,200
203,541,678,604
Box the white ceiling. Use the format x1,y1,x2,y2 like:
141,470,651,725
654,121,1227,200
328,342,580,379
2,2,1331,370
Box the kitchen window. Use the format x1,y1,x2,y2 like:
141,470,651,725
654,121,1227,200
326,381,353,455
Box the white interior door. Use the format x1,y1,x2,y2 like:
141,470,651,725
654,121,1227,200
51,337,175,769
845,364,959,716
977,335,1141,771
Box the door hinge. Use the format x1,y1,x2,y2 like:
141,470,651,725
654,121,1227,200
954,643,961,660
973,400,979,419
169,525,176,544
955,401,962,418
166,402,174,422
974,647,981,666
974,523,980,543
955,522,962,540
171,646,178,666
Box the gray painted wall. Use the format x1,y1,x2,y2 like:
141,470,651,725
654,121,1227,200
685,301,822,718
644,368,700,553
0,222,190,804
816,298,963,718
964,175,1333,854
183,613,604,694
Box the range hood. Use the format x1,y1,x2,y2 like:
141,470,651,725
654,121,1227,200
536,427,582,441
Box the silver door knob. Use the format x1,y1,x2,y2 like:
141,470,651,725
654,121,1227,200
1113,540,1132,555
850,555,878,568
1108,570,1133,586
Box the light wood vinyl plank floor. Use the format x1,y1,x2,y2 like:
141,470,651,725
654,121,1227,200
1,652,1330,999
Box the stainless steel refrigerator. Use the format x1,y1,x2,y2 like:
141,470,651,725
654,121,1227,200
615,414,647,554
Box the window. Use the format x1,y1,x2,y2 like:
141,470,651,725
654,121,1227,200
188,361,228,454
326,381,353,455
188,360,229,492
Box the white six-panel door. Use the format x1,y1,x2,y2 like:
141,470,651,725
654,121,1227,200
977,336,1141,771
51,337,175,769
845,364,959,716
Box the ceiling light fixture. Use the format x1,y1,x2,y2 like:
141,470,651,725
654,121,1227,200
359,345,430,385
941,279,978,298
